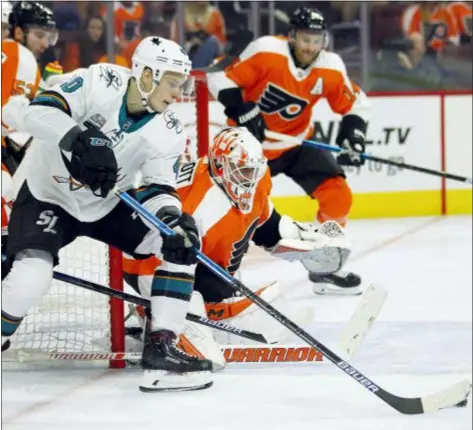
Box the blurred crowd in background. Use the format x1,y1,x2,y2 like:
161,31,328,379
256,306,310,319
3,1,473,91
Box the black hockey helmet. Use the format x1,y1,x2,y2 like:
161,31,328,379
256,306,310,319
290,7,326,33
9,1,57,41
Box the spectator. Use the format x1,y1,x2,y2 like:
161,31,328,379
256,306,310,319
101,1,144,50
123,20,157,68
446,1,472,44
61,15,128,71
61,15,106,72
142,1,171,38
51,1,82,31
170,1,226,68
401,1,460,58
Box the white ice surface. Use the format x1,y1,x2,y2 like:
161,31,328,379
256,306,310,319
2,215,472,430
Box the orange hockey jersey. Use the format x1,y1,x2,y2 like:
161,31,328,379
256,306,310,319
208,35,370,160
123,158,273,277
101,2,143,45
402,4,460,51
447,2,472,38
1,39,41,133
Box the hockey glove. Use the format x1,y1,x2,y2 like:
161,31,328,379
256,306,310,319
70,128,118,198
270,216,351,275
158,209,201,266
225,102,266,142
335,115,367,167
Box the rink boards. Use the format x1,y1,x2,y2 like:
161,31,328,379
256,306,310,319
173,92,473,220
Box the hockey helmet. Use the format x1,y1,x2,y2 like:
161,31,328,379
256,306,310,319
290,7,326,33
209,127,267,214
9,1,58,45
2,2,13,25
131,36,193,112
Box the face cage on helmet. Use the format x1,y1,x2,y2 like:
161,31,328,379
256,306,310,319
220,155,267,214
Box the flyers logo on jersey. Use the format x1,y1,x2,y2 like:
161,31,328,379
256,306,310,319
227,218,260,273
258,83,308,120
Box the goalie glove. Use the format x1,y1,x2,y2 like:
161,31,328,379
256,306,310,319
270,216,351,275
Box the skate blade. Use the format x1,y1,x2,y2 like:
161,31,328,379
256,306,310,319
312,284,362,296
139,370,213,393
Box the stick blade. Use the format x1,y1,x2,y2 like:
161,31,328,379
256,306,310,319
338,283,387,360
421,379,472,413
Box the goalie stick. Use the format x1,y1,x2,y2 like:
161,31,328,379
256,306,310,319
55,269,387,362
52,270,268,344
265,130,473,185
116,189,471,415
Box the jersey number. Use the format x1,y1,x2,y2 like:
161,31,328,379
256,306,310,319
60,76,84,93
13,80,35,98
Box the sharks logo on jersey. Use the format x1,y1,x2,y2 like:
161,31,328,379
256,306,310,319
99,65,123,90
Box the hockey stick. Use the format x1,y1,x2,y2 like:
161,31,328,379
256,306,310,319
2,343,323,364
116,189,471,414
265,130,473,185
125,282,388,361
52,270,268,344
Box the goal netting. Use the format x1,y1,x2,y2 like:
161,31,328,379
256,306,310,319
4,71,210,368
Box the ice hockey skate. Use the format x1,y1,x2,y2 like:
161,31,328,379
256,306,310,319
140,329,213,393
309,270,363,295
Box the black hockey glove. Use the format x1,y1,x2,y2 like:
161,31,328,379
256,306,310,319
158,208,200,266
225,102,266,142
335,115,367,167
69,128,118,198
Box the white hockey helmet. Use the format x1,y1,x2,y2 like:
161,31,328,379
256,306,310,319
131,36,193,111
209,127,268,214
2,2,13,25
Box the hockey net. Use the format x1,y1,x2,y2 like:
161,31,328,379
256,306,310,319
4,71,210,368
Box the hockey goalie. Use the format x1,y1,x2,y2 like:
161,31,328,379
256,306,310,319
123,127,352,369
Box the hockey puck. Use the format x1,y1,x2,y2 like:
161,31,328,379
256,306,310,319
455,399,468,407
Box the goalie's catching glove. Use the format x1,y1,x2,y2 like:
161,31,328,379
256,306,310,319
270,216,351,275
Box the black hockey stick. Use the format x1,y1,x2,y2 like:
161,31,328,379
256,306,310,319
196,30,253,73
266,131,473,185
117,190,472,414
53,270,268,344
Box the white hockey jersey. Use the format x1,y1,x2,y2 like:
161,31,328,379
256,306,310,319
21,63,186,222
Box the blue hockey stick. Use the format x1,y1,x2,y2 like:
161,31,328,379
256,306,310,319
115,189,471,414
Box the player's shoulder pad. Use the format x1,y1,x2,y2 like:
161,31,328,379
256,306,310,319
3,40,38,79
87,63,130,92
240,35,288,61
17,41,37,67
314,50,347,75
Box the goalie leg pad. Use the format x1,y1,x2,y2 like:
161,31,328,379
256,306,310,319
180,291,226,371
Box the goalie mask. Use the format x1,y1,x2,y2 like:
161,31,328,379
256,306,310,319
131,36,193,112
209,127,268,214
